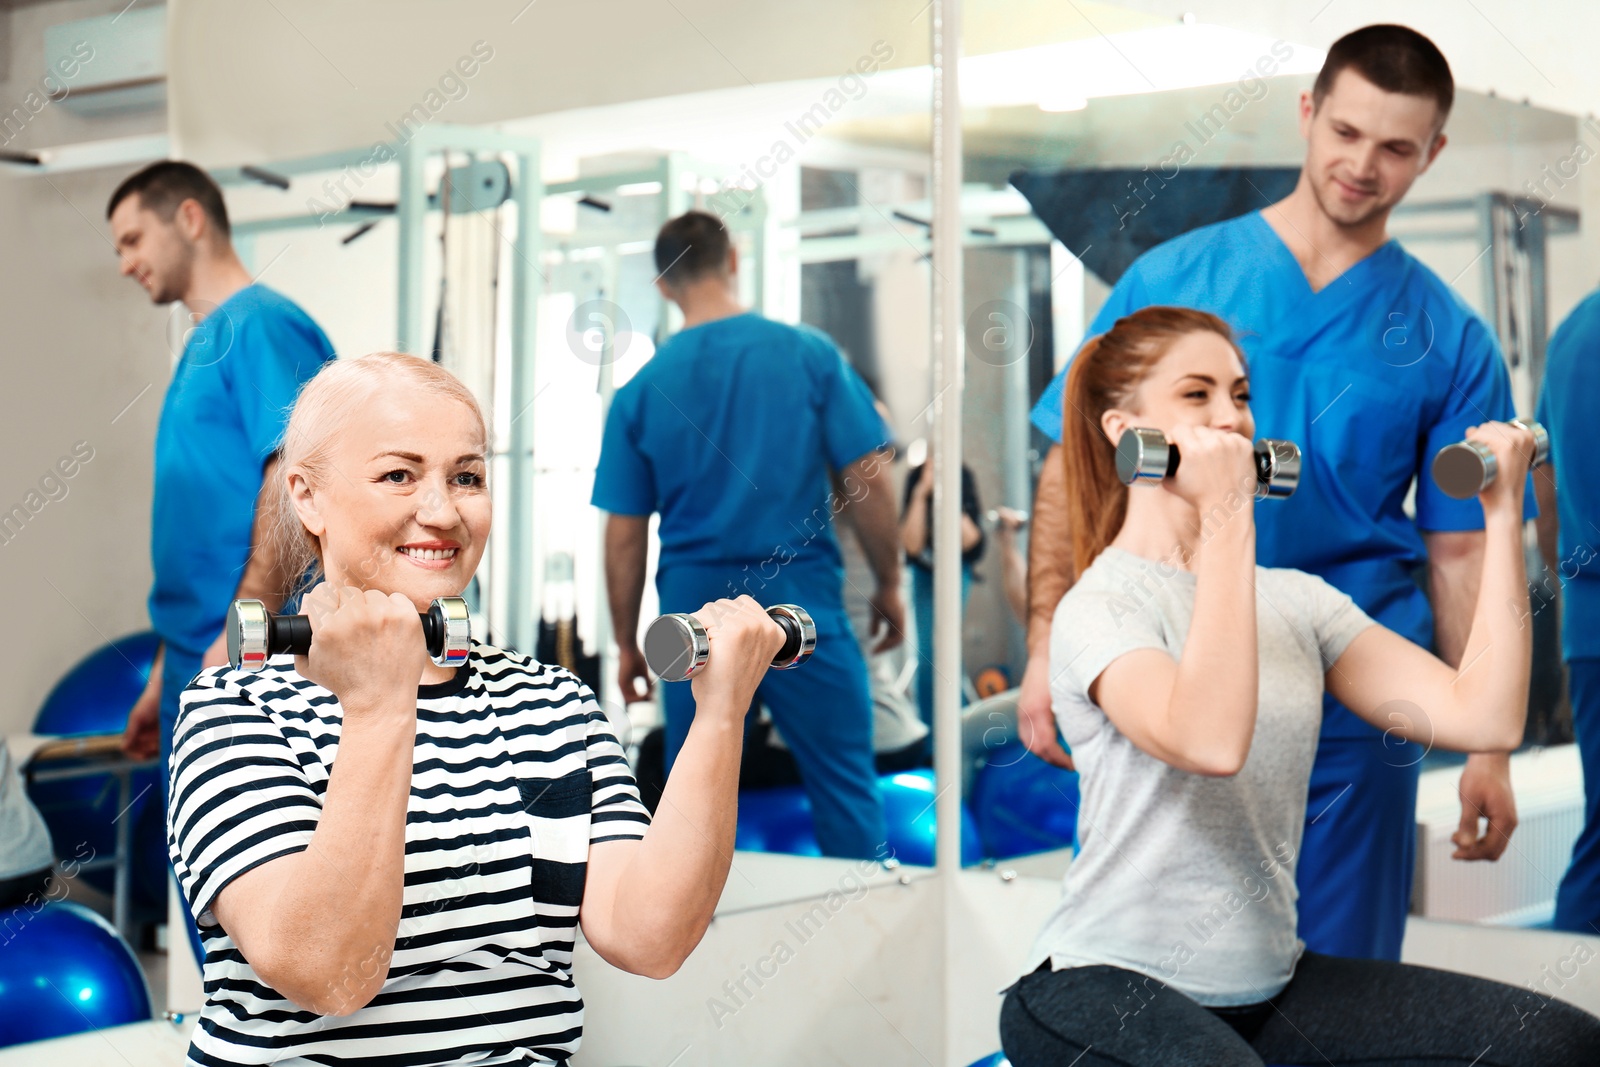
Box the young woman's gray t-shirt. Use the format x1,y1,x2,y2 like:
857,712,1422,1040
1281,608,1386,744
1023,545,1375,1007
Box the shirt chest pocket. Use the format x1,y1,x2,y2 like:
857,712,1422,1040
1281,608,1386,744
517,770,592,909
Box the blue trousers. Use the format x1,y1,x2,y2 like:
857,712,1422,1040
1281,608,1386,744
1296,731,1422,960
657,570,883,859
159,648,207,969
1555,659,1600,934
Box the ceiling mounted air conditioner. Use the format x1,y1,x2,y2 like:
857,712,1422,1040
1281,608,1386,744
43,5,167,118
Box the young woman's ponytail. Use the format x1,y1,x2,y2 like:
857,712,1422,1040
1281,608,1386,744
1055,306,1243,584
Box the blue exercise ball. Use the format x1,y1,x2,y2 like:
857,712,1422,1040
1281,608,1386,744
965,1056,1010,1067
735,786,821,857
971,741,1080,860
735,771,983,865
0,900,152,1047
28,632,167,917
879,770,982,867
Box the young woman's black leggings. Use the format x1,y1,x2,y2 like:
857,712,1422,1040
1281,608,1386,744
1000,951,1600,1066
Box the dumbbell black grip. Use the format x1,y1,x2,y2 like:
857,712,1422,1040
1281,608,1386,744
769,610,810,665
644,604,817,683
268,613,314,656
227,596,471,672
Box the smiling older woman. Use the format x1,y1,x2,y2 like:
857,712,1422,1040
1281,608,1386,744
166,352,783,1067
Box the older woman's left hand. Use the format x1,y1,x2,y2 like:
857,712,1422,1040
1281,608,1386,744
686,596,788,722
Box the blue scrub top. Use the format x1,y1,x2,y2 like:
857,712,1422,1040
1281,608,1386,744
1537,288,1600,661
149,284,335,656
592,312,888,623
1031,211,1526,738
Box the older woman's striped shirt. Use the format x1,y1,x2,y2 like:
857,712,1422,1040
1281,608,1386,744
167,642,649,1067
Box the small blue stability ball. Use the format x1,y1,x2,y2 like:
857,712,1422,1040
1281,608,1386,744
736,769,982,866
0,900,153,1047
970,741,1080,860
734,783,821,857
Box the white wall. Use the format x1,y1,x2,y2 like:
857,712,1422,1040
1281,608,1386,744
0,2,171,739
0,0,166,154
162,0,1170,167
1109,0,1600,120
0,160,168,737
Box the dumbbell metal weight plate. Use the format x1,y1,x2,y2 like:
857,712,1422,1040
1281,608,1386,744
1253,440,1302,501
1431,417,1550,500
227,596,471,672
644,604,817,683
1116,427,1301,500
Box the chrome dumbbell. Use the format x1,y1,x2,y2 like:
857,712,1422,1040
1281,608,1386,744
226,596,471,672
1115,427,1301,500
644,604,816,683
1431,418,1549,500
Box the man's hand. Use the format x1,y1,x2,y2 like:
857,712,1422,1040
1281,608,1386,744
868,585,907,654
121,686,161,761
617,644,654,704
120,642,164,761
1017,651,1073,770
1453,751,1518,861
994,506,1027,535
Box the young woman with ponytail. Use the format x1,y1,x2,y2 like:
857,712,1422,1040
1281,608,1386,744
1000,307,1599,1065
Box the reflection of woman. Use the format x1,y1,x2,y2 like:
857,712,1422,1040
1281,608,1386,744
167,354,782,1066
901,459,984,744
1002,309,1600,1065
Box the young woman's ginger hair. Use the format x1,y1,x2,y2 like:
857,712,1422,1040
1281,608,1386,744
1059,306,1247,584
267,352,487,600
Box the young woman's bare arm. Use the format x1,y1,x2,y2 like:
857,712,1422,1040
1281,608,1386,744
1083,427,1260,777
1326,423,1534,753
1090,521,1257,776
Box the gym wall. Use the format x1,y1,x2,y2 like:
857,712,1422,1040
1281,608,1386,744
0,160,168,739
0,1,171,738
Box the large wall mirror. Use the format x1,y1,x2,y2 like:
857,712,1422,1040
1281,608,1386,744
823,18,1588,926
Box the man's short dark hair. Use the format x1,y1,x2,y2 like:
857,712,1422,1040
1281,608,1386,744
106,161,231,239
654,211,730,287
1312,25,1453,124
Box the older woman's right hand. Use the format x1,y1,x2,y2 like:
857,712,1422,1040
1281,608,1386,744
687,596,788,723
295,584,428,712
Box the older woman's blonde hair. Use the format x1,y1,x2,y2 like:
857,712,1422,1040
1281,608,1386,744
269,352,487,600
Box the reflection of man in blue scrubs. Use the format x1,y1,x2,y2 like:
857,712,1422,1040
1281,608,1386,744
1022,27,1529,960
594,211,906,859
1540,289,1600,935
110,163,335,815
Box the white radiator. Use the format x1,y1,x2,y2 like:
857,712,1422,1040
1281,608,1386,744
1413,744,1587,926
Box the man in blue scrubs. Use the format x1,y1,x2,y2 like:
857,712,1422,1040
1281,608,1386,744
111,162,335,810
1539,288,1600,935
1021,26,1527,960
594,210,905,859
